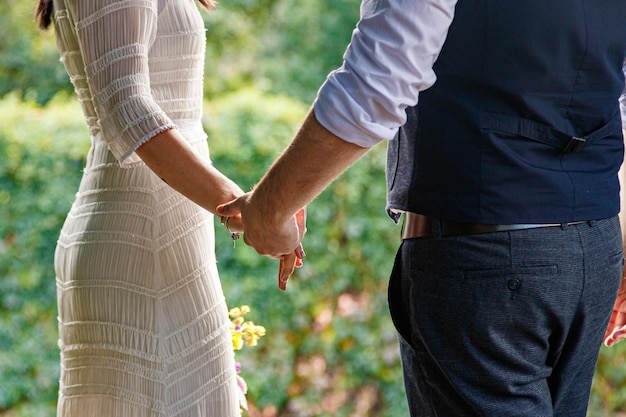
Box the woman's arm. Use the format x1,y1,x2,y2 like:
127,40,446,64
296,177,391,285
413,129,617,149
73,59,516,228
67,0,243,214
135,128,243,215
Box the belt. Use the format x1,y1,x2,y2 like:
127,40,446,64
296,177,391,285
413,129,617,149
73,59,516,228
402,212,588,239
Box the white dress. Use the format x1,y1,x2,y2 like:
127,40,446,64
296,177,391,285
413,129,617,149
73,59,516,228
52,0,240,416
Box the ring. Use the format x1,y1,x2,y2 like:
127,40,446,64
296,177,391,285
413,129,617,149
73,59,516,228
221,216,241,244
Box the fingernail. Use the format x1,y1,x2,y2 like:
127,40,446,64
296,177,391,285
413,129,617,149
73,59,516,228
297,248,306,259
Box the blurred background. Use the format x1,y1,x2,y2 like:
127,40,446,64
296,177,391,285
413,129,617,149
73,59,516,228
0,1,625,416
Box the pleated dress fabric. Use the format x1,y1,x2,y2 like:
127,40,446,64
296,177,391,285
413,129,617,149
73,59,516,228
52,0,241,416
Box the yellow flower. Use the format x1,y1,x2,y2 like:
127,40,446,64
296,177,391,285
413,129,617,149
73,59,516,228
229,305,251,320
229,305,265,351
232,331,244,351
241,323,266,346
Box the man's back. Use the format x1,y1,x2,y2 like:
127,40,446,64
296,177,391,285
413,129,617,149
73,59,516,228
389,0,626,224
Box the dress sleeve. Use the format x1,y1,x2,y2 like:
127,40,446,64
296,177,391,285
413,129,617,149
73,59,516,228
69,0,175,165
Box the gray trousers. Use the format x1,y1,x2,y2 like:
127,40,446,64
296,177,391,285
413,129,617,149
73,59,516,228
388,217,623,417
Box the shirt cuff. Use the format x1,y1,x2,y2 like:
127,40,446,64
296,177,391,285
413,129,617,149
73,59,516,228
313,85,402,148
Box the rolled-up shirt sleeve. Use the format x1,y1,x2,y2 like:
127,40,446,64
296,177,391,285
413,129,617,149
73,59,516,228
70,0,175,165
313,0,458,147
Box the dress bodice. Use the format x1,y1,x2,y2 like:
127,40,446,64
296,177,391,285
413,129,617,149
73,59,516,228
52,0,207,166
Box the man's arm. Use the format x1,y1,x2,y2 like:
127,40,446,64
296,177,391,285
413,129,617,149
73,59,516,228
217,0,458,288
217,110,368,288
250,110,369,235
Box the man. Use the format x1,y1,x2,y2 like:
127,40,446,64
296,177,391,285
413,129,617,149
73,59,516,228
218,0,626,415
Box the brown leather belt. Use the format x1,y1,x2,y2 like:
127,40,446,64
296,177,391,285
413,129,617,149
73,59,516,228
402,212,588,239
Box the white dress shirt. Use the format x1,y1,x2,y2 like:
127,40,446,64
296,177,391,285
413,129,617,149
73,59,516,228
314,0,458,147
314,0,626,147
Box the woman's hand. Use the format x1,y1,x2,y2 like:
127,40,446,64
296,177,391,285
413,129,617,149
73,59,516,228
217,192,306,291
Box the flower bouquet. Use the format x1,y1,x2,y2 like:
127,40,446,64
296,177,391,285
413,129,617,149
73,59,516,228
229,305,266,412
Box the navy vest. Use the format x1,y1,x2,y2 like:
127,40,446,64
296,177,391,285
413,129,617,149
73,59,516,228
386,0,626,224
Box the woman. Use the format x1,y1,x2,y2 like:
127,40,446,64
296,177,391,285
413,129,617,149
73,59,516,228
36,0,244,415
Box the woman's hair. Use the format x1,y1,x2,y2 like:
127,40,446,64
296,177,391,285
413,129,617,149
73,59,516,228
35,0,53,30
36,0,216,30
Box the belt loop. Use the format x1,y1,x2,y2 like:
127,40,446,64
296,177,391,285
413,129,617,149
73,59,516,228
560,223,568,230
431,218,443,239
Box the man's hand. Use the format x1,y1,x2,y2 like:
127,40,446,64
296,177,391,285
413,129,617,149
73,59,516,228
217,192,306,291
603,270,626,347
217,111,368,290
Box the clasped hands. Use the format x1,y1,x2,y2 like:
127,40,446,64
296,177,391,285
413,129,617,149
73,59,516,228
217,192,306,291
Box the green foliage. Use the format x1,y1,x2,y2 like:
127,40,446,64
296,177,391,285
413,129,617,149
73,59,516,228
4,0,357,105
202,0,359,102
204,88,308,189
257,0,359,102
0,94,88,416
206,89,407,415
0,1,72,105
0,91,406,416
3,91,626,416
3,0,626,415
589,343,626,417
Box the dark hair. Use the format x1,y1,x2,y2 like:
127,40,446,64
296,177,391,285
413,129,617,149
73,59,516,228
35,0,216,30
35,0,52,30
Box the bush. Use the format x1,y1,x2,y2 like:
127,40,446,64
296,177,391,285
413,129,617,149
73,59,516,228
3,91,625,416
0,94,88,416
205,89,406,416
0,91,406,416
